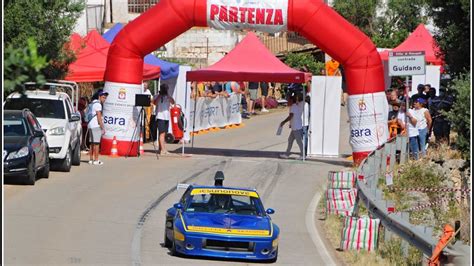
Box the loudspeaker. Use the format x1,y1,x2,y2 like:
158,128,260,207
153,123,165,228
135,94,151,107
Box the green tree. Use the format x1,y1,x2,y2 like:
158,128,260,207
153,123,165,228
426,0,470,76
4,0,85,79
445,73,470,159
372,0,427,47
332,0,379,37
284,52,325,75
4,38,49,97
333,0,427,48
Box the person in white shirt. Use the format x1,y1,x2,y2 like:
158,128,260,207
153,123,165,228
412,98,432,157
88,91,108,165
398,102,420,159
279,93,304,160
153,84,175,155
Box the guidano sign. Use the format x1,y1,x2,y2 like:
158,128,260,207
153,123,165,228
388,51,426,76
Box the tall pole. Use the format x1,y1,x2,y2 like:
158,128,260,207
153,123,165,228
191,83,198,148
405,76,410,161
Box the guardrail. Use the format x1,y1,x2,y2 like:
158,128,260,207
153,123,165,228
355,135,471,264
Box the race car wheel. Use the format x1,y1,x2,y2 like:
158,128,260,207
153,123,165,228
164,230,172,248
71,140,81,166
170,241,178,256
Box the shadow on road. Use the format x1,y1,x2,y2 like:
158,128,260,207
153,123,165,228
164,147,353,167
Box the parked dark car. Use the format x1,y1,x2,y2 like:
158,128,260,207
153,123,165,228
3,109,50,185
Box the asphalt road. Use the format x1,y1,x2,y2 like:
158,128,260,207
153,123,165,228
4,107,352,265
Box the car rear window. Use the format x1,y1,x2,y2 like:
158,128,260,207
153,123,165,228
4,98,65,119
4,119,29,136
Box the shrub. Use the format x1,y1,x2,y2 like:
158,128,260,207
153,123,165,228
445,73,471,159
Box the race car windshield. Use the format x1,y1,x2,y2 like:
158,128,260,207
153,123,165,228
186,194,264,216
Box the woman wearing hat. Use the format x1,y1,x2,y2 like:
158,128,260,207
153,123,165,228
412,98,432,157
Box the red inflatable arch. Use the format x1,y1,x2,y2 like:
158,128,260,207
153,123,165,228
102,0,388,164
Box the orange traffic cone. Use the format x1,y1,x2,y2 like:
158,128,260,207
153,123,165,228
139,133,144,155
110,136,119,157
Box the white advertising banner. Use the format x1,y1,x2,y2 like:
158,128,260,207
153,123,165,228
309,76,342,157
348,92,389,152
410,65,441,96
189,94,242,132
102,82,143,142
207,0,288,33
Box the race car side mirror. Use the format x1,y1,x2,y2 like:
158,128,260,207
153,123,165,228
266,208,275,215
174,203,183,210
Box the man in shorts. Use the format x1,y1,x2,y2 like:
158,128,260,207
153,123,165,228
248,81,259,115
88,90,108,165
260,82,270,112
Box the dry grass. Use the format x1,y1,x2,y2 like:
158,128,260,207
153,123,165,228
321,213,390,266
426,141,463,161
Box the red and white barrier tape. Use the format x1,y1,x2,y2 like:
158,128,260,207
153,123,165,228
404,196,465,212
389,187,471,194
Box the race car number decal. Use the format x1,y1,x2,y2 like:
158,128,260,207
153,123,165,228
191,188,259,198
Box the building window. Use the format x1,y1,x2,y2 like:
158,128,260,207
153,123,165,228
128,0,160,14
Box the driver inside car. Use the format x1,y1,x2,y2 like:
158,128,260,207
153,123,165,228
210,194,233,213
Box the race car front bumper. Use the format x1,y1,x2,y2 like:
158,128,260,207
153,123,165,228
174,233,278,261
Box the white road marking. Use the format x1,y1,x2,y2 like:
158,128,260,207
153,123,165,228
305,189,337,266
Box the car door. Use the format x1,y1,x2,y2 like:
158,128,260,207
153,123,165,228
32,114,48,166
26,113,44,167
65,97,79,147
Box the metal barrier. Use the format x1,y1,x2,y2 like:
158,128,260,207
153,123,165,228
354,135,471,264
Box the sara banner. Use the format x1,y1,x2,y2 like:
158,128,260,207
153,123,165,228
102,82,143,142
207,0,288,33
348,92,389,152
189,94,242,132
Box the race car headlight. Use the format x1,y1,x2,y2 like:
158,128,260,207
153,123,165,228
272,237,279,248
174,228,185,242
6,147,29,160
49,126,66,135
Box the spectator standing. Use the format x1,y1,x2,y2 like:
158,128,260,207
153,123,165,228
248,81,259,115
78,97,89,152
412,98,432,157
411,84,430,104
325,58,341,76
387,89,399,111
153,84,175,155
429,88,453,143
88,91,108,165
388,101,401,138
398,101,419,159
143,82,153,142
340,66,348,106
279,93,305,160
260,82,270,112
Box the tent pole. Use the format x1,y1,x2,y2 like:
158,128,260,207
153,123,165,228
303,85,306,161
182,79,189,157
191,82,198,149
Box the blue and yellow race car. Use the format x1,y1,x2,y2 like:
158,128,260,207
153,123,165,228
164,172,279,262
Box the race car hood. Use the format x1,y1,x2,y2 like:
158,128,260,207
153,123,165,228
182,212,272,234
